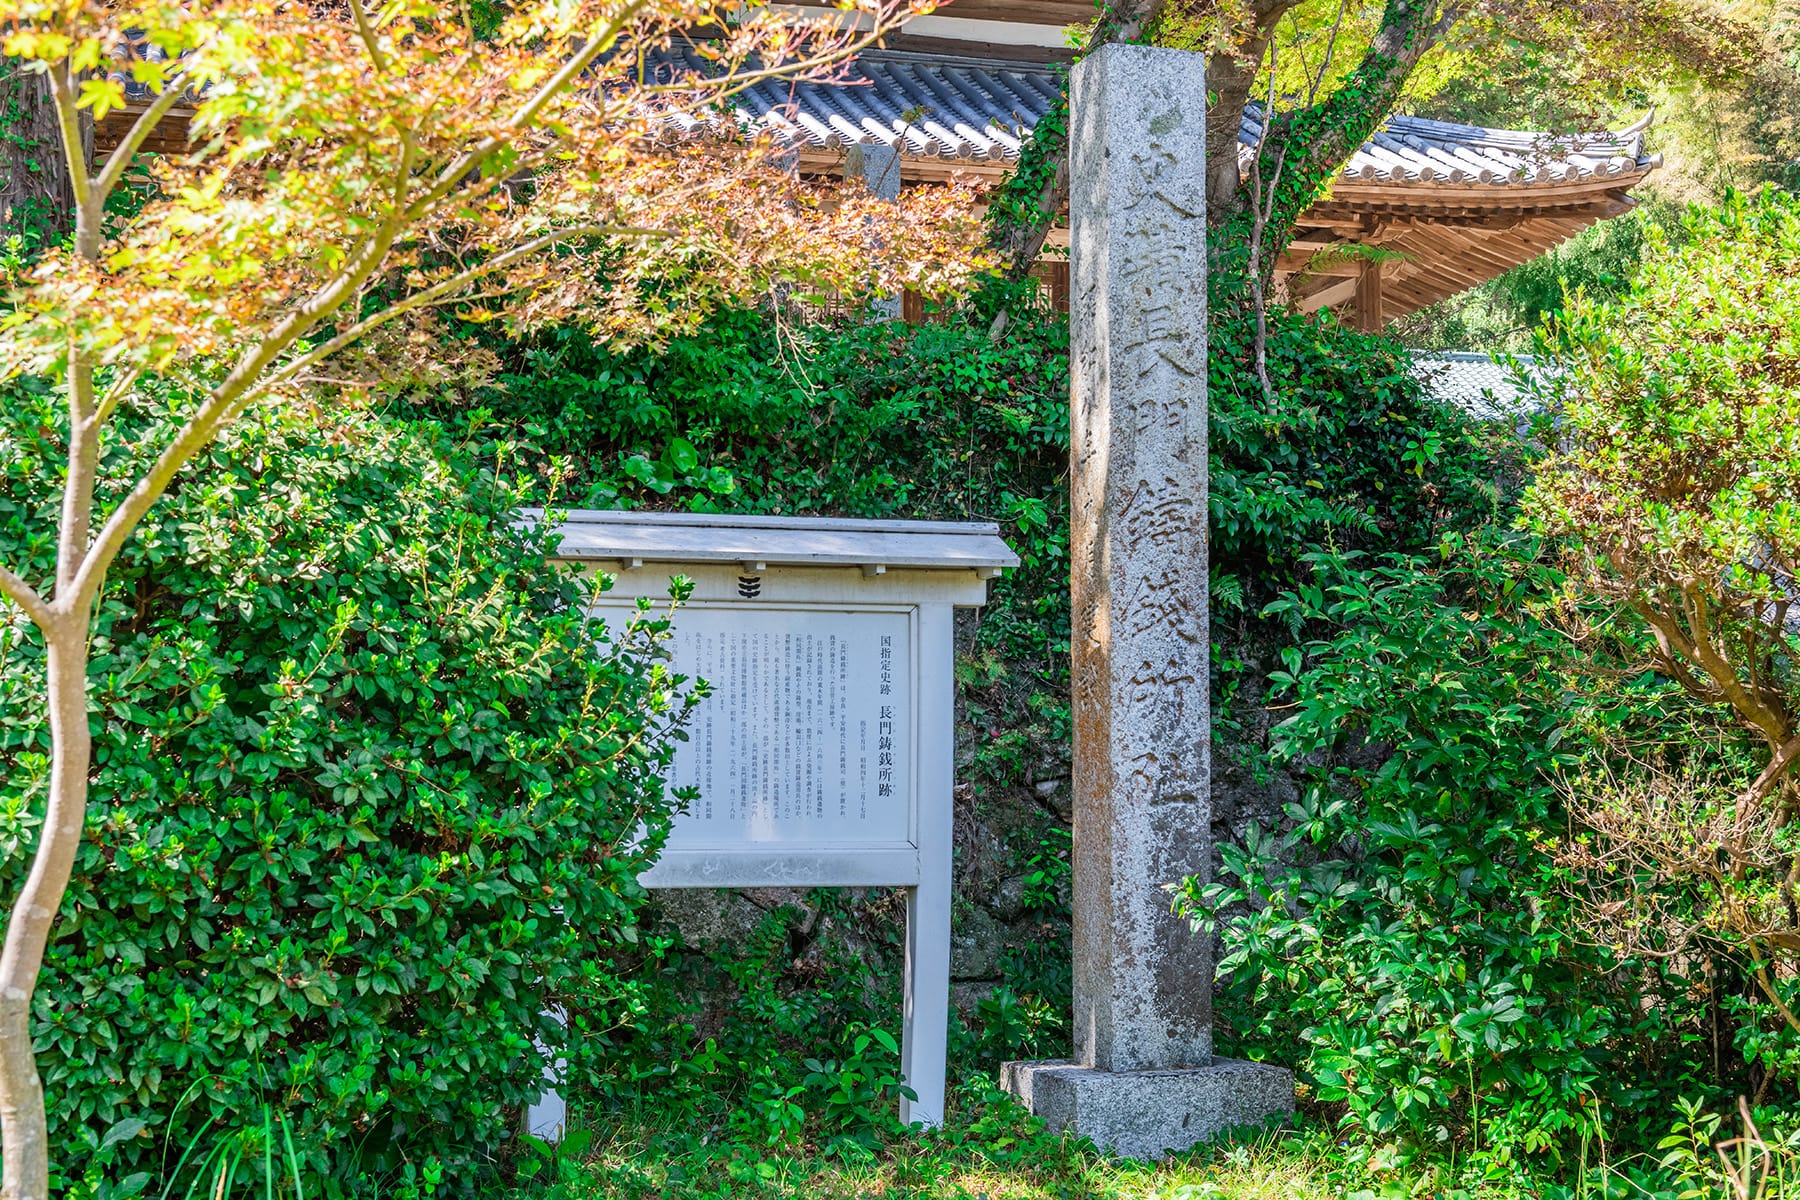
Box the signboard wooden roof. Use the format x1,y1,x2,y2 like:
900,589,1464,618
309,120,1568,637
535,509,1020,574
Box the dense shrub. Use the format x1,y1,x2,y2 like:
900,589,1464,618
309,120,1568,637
435,299,1502,666
0,392,694,1189
1524,188,1800,964
396,299,1507,1140
1182,534,1765,1163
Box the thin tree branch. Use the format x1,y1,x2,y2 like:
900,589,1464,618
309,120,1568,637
348,0,391,74
65,147,425,611
55,329,99,600
421,2,652,213
39,63,91,206
90,365,143,430
67,214,665,612
1754,963,1800,1037
0,567,50,631
264,223,672,390
1745,732,1800,811
636,12,928,103
1248,35,1286,410
41,62,97,257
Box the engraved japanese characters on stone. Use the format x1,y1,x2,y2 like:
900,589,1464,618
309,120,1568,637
1121,117,1206,219
1115,476,1201,547
1064,42,1214,1078
1120,230,1202,377
1116,122,1205,378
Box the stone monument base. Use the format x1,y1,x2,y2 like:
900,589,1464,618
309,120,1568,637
1000,1057,1294,1161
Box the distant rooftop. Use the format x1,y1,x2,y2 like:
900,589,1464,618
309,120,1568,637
645,46,1658,192
94,22,1659,327
1412,351,1556,421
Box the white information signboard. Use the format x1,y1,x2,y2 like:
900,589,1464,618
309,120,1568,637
638,605,914,852
526,511,1016,1136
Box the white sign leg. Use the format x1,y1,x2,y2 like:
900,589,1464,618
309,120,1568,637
899,602,954,1128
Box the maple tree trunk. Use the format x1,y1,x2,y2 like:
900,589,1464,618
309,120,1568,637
0,390,98,1198
0,58,98,1197
0,365,99,1200
0,64,83,240
0,626,85,1200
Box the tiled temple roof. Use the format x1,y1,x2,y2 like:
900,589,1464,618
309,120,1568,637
95,38,1659,323
649,47,1658,189
1412,351,1555,421
104,37,1657,194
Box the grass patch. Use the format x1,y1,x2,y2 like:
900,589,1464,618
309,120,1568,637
506,1084,1541,1200
508,1084,1800,1200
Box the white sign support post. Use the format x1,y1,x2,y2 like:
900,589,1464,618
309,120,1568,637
533,510,1017,1133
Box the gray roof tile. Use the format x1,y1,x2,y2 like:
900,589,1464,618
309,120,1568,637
1412,351,1556,421
646,47,1656,188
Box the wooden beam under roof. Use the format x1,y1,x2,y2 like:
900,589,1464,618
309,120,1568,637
930,0,1098,25
1286,211,1603,320
880,32,1075,61
1354,260,1385,333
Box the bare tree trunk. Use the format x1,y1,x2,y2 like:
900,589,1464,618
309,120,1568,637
0,64,86,242
985,0,1168,340
1204,3,1297,224
0,628,89,1200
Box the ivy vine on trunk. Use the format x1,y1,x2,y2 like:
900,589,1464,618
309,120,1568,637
988,0,1465,313
0,63,85,245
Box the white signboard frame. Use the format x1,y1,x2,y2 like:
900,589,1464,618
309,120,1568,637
526,512,1016,1135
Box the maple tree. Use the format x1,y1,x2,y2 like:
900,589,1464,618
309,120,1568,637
0,1,979,1193
1529,192,1800,1032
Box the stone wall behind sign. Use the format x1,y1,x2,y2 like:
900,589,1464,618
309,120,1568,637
644,619,1312,1045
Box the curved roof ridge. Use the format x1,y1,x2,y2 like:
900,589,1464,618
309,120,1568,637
668,56,1661,188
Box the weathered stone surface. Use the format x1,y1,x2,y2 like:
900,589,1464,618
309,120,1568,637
845,141,902,201
652,887,809,946
1002,42,1294,1156
1066,41,1214,1076
992,873,1032,922
1000,1058,1294,1161
952,980,1001,1019
951,906,1007,980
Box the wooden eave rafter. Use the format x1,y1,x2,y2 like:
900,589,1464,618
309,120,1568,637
1286,210,1605,317
95,103,196,157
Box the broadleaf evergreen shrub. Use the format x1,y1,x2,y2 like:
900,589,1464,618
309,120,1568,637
404,298,1505,1143
439,300,1501,670
1181,532,1771,1162
0,392,695,1188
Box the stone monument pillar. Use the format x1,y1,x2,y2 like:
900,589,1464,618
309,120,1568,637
845,140,905,320
999,42,1293,1161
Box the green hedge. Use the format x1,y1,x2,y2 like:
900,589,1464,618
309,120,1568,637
397,300,1510,1141
0,394,693,1189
